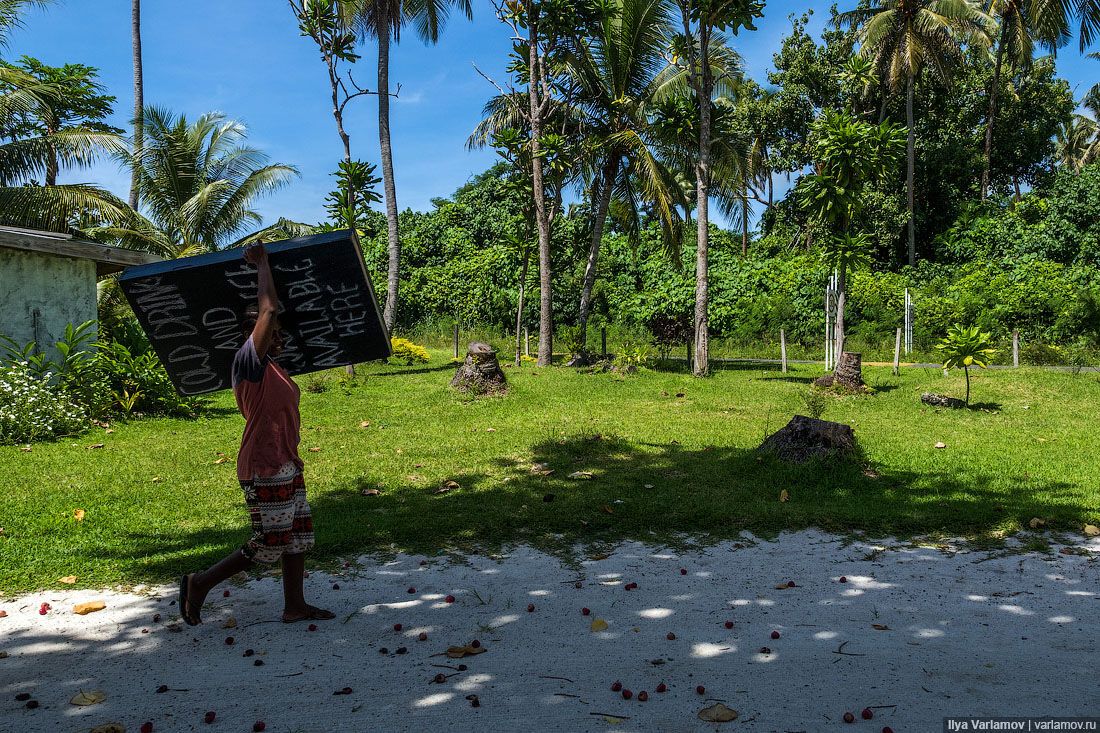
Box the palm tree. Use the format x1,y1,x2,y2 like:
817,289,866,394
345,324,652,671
1055,114,1098,170
130,0,142,211
0,64,129,230
0,0,51,48
980,0,1069,199
1076,0,1100,50
92,107,298,258
838,0,991,267
344,0,472,334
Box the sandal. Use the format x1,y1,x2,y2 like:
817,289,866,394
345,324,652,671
179,574,201,626
282,605,336,623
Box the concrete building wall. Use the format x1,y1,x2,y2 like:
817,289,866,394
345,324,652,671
0,248,97,361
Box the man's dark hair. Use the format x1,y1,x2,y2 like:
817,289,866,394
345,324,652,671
240,304,260,337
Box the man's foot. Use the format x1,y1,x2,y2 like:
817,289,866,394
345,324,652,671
179,574,204,626
282,604,336,623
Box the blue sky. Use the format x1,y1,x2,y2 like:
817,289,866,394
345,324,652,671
9,0,1099,230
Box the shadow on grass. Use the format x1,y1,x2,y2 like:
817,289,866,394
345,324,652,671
370,362,458,378
99,432,1088,586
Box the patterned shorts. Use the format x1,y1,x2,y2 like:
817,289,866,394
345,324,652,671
240,463,314,564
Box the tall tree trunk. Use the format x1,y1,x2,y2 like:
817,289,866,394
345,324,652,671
692,25,712,378
129,0,142,211
377,25,400,334
981,25,1008,201
906,73,916,267
741,184,749,255
834,263,847,369
527,14,553,367
45,122,57,187
514,244,531,366
575,153,618,357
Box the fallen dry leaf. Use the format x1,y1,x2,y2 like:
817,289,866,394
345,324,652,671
599,505,614,515
1028,517,1047,529
213,457,228,464
871,623,891,631
774,583,790,590
1083,524,1099,537
87,443,105,449
0,651,8,658
89,724,125,733
359,420,371,428
58,576,77,584
779,489,790,503
590,618,609,632
19,445,31,452
530,462,554,476
568,471,594,480
74,600,106,615
308,447,322,453
934,441,947,449
0,610,7,618
70,689,107,706
698,703,739,722
151,476,162,483
445,645,488,659
486,427,496,432
223,617,237,629
73,509,85,522
360,488,381,497
435,480,460,495
104,429,114,434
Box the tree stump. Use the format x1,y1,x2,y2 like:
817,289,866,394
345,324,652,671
451,342,507,395
813,351,866,392
758,415,857,463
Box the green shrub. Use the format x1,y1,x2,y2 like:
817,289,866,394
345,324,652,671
0,363,88,444
389,338,431,366
1020,341,1063,366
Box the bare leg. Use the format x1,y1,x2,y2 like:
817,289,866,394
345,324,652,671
280,552,334,623
184,549,253,624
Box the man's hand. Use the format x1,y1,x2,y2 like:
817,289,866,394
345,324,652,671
244,241,267,265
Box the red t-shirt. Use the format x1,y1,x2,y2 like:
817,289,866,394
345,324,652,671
232,336,303,480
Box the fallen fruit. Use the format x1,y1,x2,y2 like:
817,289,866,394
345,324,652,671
254,659,265,666
338,687,353,695
225,636,235,645
621,689,633,700
574,581,583,589
695,685,705,695
153,613,161,623
724,621,734,629
204,711,216,724
445,595,456,603
458,664,467,671
407,587,416,594
637,691,649,702
771,630,781,640
862,708,874,720
469,695,480,707
759,647,771,654
25,700,39,709
419,560,427,566
470,639,481,648
527,603,535,613
418,632,428,641
332,584,340,591
253,723,266,732
882,728,894,733
243,648,254,657
610,681,622,692
680,568,687,575
666,632,676,640
786,580,797,588
223,590,231,598
15,693,31,701
581,607,591,616
155,685,168,694
0,610,7,618
839,576,847,583
393,623,403,632
656,683,667,693
141,722,154,733
379,647,389,654
843,711,855,724
434,673,446,683
308,623,318,631
396,646,408,654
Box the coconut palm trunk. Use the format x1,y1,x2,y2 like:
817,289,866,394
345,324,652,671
527,15,553,367
130,0,142,210
981,23,1009,201
575,153,619,358
693,29,713,377
376,24,400,334
514,243,531,366
905,73,915,267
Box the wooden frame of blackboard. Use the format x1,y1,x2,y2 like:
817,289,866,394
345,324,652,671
118,229,391,395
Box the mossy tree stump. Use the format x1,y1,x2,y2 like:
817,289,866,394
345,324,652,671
813,351,866,392
451,342,507,395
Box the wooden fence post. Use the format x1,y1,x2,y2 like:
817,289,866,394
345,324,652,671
686,341,692,371
1013,330,1019,368
601,327,607,359
780,329,788,374
453,323,460,360
893,327,902,376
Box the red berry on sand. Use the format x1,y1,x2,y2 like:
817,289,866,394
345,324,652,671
419,560,427,566
225,636,235,645
771,630,780,640
155,685,168,694
418,632,428,641
445,595,455,603
253,723,266,732
862,708,874,720
38,607,46,615
434,673,446,683
15,693,31,701
621,689,632,700
581,607,591,615
332,583,340,591
470,639,481,648
204,711,216,724
393,623,403,632
610,681,622,692
695,685,705,695
843,711,855,724
638,691,649,702
655,682,667,693
25,700,39,709
882,727,894,733
458,664,467,671
407,587,416,594
308,623,318,632
680,568,687,575
527,603,535,612
666,632,676,640
839,576,847,583
724,620,734,629
379,647,389,654
223,590,230,598
141,722,154,733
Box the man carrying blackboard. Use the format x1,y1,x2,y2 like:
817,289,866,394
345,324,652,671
178,242,335,625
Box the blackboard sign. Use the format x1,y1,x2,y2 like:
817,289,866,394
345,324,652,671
119,230,390,395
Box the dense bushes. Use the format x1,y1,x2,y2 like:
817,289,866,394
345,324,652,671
0,363,87,444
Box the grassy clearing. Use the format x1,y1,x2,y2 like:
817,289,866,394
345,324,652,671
2,351,1098,594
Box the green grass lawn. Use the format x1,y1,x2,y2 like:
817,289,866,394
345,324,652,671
3,351,1098,594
